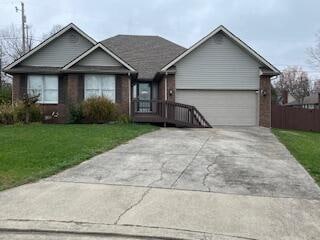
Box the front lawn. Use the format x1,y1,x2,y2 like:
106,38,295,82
272,129,320,185
0,123,158,190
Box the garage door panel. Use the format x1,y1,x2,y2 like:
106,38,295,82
176,90,258,126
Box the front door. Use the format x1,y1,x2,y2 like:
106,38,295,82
137,82,152,112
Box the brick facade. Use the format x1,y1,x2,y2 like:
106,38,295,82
67,74,83,104
12,74,22,102
259,75,272,127
11,73,130,123
158,74,175,101
116,74,130,115
12,72,271,126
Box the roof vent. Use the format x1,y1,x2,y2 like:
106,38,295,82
213,33,224,44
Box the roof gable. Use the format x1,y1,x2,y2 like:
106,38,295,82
4,23,96,70
62,43,136,71
76,48,121,67
161,25,280,75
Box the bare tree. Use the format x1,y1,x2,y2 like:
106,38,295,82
0,24,35,65
312,79,320,92
307,31,320,71
0,24,35,84
42,24,62,40
275,66,311,103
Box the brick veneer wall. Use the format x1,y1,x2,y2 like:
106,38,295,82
116,74,130,114
158,76,165,100
12,74,22,102
67,74,83,104
158,74,175,101
167,74,175,102
11,73,130,123
259,75,271,127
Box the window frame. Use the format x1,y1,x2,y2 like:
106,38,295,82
84,74,116,102
27,75,59,104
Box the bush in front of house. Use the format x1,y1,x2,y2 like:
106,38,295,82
69,103,83,123
117,114,132,123
0,102,42,124
0,103,15,124
81,96,119,123
14,102,42,123
0,93,42,125
0,83,12,104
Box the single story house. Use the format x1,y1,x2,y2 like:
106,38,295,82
286,93,320,109
4,23,280,127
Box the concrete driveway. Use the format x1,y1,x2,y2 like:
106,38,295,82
0,127,320,239
48,127,319,199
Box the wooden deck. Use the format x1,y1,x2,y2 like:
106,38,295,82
132,113,165,123
131,99,212,128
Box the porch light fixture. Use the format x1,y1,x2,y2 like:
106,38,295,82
260,89,267,96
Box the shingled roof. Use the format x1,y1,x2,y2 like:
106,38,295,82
287,93,320,105
102,35,186,79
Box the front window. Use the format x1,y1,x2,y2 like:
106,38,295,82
27,75,58,104
84,74,115,102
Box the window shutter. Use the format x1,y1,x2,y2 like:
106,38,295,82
78,74,84,101
58,75,66,104
115,75,121,103
20,74,27,99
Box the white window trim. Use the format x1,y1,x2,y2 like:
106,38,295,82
27,75,59,104
84,74,116,102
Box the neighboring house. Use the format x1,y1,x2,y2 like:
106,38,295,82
279,90,295,105
286,93,320,109
3,23,280,126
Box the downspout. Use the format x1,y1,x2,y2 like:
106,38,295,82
128,72,131,116
164,72,168,101
164,72,168,127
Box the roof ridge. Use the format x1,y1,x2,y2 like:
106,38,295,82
116,34,160,37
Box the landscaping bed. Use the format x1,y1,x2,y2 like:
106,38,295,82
0,123,158,190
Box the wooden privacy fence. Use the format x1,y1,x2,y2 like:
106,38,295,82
271,104,320,132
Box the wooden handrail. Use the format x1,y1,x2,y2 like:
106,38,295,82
131,99,212,128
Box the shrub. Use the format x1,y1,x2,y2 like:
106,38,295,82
0,103,15,124
15,102,42,123
117,114,132,124
0,97,42,125
0,83,12,104
69,103,83,123
81,96,118,123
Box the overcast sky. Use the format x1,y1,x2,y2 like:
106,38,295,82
1,0,320,78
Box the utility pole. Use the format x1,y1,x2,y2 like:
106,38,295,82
26,24,29,51
15,2,26,53
21,2,25,53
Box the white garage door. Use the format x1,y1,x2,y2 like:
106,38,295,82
176,90,258,126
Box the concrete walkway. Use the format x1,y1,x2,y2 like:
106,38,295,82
0,128,320,239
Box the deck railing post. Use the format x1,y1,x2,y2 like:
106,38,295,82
191,107,194,125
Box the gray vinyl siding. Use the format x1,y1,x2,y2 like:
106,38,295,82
176,90,258,126
76,48,121,66
21,29,93,67
175,32,262,90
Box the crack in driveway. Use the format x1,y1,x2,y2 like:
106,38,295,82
202,157,218,192
148,158,170,187
170,136,211,188
114,188,151,225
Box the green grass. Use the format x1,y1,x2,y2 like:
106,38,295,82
272,129,320,185
0,123,158,190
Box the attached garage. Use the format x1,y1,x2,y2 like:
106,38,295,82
176,90,258,126
161,26,280,127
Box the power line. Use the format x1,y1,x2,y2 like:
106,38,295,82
0,37,42,42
